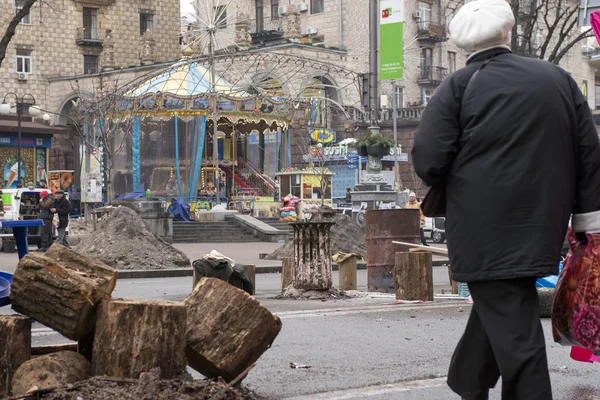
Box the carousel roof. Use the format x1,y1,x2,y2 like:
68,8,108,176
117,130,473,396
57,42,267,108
125,60,249,98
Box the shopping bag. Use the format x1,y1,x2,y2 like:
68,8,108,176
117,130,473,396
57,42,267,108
552,228,600,354
571,346,600,363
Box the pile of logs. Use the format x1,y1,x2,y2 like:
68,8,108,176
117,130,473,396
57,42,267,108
1,244,282,398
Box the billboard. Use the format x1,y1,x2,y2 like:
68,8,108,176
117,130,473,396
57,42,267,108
380,0,404,80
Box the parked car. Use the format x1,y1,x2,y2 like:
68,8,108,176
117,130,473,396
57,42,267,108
424,217,446,243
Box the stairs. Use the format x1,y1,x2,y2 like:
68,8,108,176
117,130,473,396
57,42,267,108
221,160,277,197
172,218,261,243
260,218,294,240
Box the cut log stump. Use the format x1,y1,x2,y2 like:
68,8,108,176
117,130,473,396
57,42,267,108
394,252,434,301
281,257,294,290
184,278,282,382
92,299,187,379
11,351,90,395
9,245,117,341
0,316,31,397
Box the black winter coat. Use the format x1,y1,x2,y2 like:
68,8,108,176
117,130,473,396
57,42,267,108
53,197,70,229
412,47,600,283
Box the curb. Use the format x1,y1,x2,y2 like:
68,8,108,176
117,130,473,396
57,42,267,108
116,259,450,279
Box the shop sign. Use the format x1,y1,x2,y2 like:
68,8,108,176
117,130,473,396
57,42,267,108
306,143,406,161
309,129,336,144
0,136,51,148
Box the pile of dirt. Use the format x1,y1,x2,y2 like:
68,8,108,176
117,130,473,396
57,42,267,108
274,286,365,300
25,369,262,400
67,218,94,237
75,206,190,270
264,214,366,261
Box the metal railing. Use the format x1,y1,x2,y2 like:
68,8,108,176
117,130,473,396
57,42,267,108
250,17,283,34
418,66,448,83
417,21,447,39
583,48,600,58
76,27,103,43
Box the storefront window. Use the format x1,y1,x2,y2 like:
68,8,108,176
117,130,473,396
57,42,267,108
290,174,301,197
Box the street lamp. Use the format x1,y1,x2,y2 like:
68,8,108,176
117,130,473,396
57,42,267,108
0,93,41,188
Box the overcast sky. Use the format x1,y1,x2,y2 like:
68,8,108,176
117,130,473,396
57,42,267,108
180,0,196,22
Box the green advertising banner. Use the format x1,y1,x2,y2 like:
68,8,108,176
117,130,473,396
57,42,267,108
380,0,404,81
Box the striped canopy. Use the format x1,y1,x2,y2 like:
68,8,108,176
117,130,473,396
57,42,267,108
125,61,249,98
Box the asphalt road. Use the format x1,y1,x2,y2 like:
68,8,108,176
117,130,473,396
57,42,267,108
3,274,599,399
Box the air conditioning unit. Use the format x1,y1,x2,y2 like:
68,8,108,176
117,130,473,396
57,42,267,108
278,5,288,15
303,26,318,35
297,3,309,12
17,73,28,81
380,95,389,108
413,11,422,20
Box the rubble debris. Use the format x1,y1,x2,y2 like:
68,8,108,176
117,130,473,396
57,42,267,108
92,299,187,379
289,362,311,369
6,369,263,400
11,351,91,395
264,214,366,261
184,278,282,382
275,286,363,300
75,206,190,270
0,316,30,397
10,246,117,341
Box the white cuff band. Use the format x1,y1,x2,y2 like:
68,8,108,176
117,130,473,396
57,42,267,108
572,210,600,233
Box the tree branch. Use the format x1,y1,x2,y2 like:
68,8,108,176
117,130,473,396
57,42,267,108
0,0,38,68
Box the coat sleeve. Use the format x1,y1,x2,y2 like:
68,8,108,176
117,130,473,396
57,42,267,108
411,78,462,187
569,75,600,232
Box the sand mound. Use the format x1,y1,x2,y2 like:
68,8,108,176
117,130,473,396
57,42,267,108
75,206,190,270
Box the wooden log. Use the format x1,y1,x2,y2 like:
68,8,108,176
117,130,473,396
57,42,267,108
447,265,459,295
338,257,358,291
11,351,90,395
184,278,282,382
0,316,31,397
246,264,256,295
394,252,434,301
92,299,187,379
31,344,78,357
281,257,294,290
9,249,117,341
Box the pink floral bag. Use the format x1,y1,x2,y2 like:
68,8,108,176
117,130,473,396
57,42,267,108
552,228,600,354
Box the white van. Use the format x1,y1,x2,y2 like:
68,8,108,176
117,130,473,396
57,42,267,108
0,187,66,247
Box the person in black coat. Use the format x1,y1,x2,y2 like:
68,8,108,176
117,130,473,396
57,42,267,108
50,190,71,248
412,1,600,399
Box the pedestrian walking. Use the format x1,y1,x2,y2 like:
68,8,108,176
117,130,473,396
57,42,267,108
403,192,428,246
38,190,54,252
51,190,71,248
411,0,600,399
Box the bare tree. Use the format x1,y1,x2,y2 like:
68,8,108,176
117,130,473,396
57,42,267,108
444,0,592,65
71,75,140,203
0,0,38,67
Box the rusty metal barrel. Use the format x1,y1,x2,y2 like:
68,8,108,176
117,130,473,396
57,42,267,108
365,209,420,293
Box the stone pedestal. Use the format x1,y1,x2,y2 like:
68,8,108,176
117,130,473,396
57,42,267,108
290,222,334,290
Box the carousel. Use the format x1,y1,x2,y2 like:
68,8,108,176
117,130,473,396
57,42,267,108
106,58,292,214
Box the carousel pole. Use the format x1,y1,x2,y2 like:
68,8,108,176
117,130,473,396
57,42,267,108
232,123,236,198
209,23,220,203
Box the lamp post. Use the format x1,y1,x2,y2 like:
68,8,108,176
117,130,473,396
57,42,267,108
0,93,42,188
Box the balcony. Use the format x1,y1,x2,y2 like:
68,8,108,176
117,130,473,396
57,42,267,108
417,66,448,86
584,47,600,69
417,21,448,42
250,17,284,43
75,27,103,46
73,0,115,5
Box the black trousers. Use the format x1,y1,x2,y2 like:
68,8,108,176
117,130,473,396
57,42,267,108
420,228,427,244
447,278,552,400
39,219,53,250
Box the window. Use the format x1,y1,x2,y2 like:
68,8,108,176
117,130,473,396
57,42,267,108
16,49,32,74
83,8,99,40
15,0,31,24
256,0,264,31
448,51,457,74
271,0,279,19
83,55,99,75
418,1,431,29
140,13,154,35
420,47,432,70
214,5,227,28
311,0,324,14
395,86,404,108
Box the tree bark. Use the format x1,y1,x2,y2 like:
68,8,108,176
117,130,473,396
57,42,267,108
184,278,282,382
9,248,117,341
0,316,31,397
394,252,434,301
281,257,294,290
11,351,90,396
92,299,187,379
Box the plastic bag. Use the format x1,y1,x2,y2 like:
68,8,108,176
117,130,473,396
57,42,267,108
536,263,563,289
552,229,600,354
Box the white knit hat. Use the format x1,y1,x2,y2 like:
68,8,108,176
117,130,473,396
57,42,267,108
449,0,515,54
409,192,416,198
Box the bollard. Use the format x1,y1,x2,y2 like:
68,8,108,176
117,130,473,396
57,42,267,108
281,257,295,290
246,264,256,295
334,253,359,291
394,252,434,301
